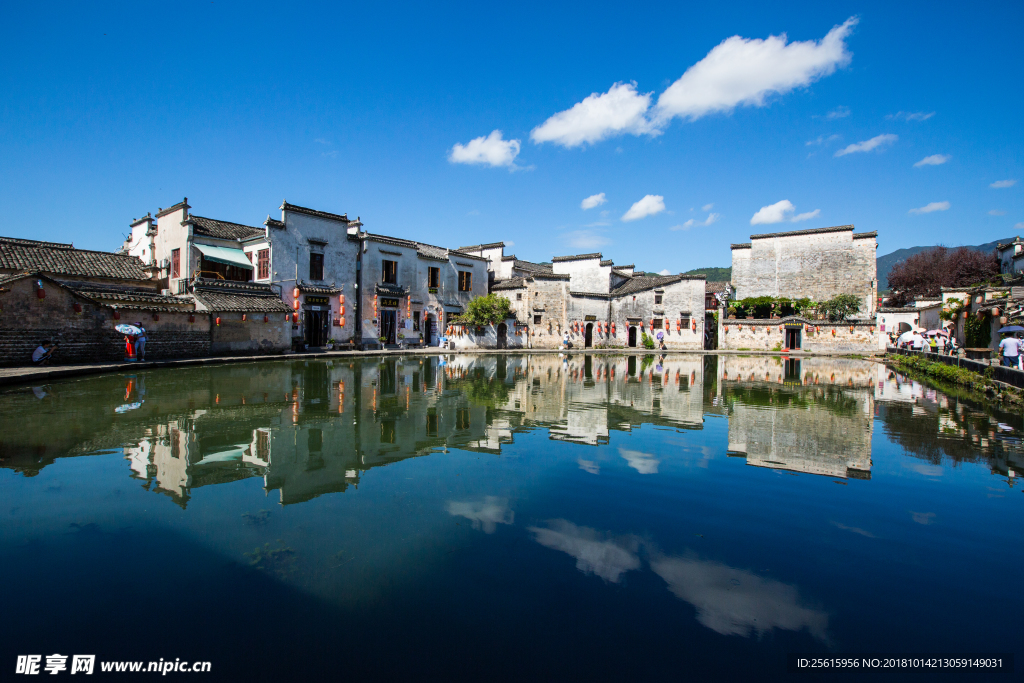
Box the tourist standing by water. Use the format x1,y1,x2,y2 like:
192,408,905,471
998,332,1020,367
134,322,147,361
936,334,946,355
31,340,56,366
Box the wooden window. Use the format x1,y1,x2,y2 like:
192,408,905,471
516,292,523,300
245,251,252,262
534,315,542,324
257,249,270,279
383,260,397,284
413,311,421,331
309,253,324,281
171,248,180,278
456,407,470,430
681,315,691,328
654,294,663,305
428,267,440,289
458,271,472,291
653,319,663,329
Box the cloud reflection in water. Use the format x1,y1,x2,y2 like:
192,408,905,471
528,519,641,583
446,496,514,534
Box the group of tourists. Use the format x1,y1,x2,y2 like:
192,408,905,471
892,330,959,356
29,323,148,367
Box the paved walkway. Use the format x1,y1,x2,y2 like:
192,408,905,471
0,346,884,388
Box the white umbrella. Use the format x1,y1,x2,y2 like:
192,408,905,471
115,324,143,336
897,331,916,345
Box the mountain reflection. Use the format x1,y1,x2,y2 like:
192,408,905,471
1,354,1021,505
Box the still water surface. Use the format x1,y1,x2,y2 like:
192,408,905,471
1,354,1021,680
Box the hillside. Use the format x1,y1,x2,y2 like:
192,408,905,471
684,266,731,281
877,237,1010,290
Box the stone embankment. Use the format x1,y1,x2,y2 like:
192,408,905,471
885,348,1024,406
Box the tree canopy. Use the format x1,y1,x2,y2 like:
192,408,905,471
886,246,999,306
461,294,513,326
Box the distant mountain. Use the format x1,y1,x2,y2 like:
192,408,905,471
876,237,1011,290
684,266,731,281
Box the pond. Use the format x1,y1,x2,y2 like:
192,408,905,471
1,354,1020,680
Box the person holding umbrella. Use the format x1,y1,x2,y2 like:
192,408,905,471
115,323,143,361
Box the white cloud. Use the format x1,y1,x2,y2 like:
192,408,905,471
531,82,654,148
806,134,842,147
825,105,851,119
1015,222,1024,230
583,220,611,228
991,179,1017,188
914,154,951,167
674,212,721,230
702,203,714,211
505,240,515,247
622,195,666,222
886,111,935,121
989,210,1006,216
650,554,829,640
657,269,672,276
620,448,661,474
911,511,935,525
529,519,641,583
750,200,820,225
446,496,514,534
908,201,950,215
565,229,611,249
448,130,521,168
581,193,607,210
653,17,857,123
577,458,600,474
834,133,897,157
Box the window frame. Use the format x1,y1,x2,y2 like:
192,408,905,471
257,249,270,280
171,248,180,278
309,252,325,281
382,259,398,284
533,314,542,324
428,266,440,289
458,271,472,292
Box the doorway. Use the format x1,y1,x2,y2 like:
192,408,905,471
628,326,637,347
304,309,329,347
380,310,397,345
424,314,433,345
496,323,507,349
785,327,801,350
585,323,593,348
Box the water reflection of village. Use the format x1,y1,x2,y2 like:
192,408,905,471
1,353,1019,506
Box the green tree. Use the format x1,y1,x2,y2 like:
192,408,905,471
462,294,513,326
819,293,861,322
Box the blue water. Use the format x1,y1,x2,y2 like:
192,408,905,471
0,354,1020,680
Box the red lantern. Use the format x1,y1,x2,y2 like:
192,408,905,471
216,316,221,326
36,288,44,299
992,307,1000,316
73,303,82,313
292,312,299,323
188,314,194,323
264,315,269,323
293,287,300,299
639,321,644,330
242,313,247,322
676,319,681,331
340,316,346,327
152,313,159,321
339,305,345,316
831,328,836,336
339,294,345,305
113,310,121,320
691,319,696,331
292,299,299,310
611,322,616,335
778,324,784,331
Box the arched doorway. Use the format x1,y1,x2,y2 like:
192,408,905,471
496,323,507,349
585,323,593,348
628,326,637,347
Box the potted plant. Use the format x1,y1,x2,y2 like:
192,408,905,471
378,336,387,347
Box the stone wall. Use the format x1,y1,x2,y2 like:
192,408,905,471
609,277,705,349
718,317,878,354
446,320,528,350
0,277,210,365
731,227,877,316
210,311,291,355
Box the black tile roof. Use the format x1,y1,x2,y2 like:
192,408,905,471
492,277,527,291
599,259,614,266
188,215,265,241
730,243,752,249
265,217,285,229
0,237,150,281
706,281,730,293
551,252,602,262
298,283,341,295
281,201,349,223
375,283,410,296
611,274,701,297
191,279,291,312
512,259,553,274
155,199,189,218
852,231,877,239
749,224,854,240
458,242,505,251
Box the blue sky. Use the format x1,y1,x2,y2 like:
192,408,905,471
1,1,1021,272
